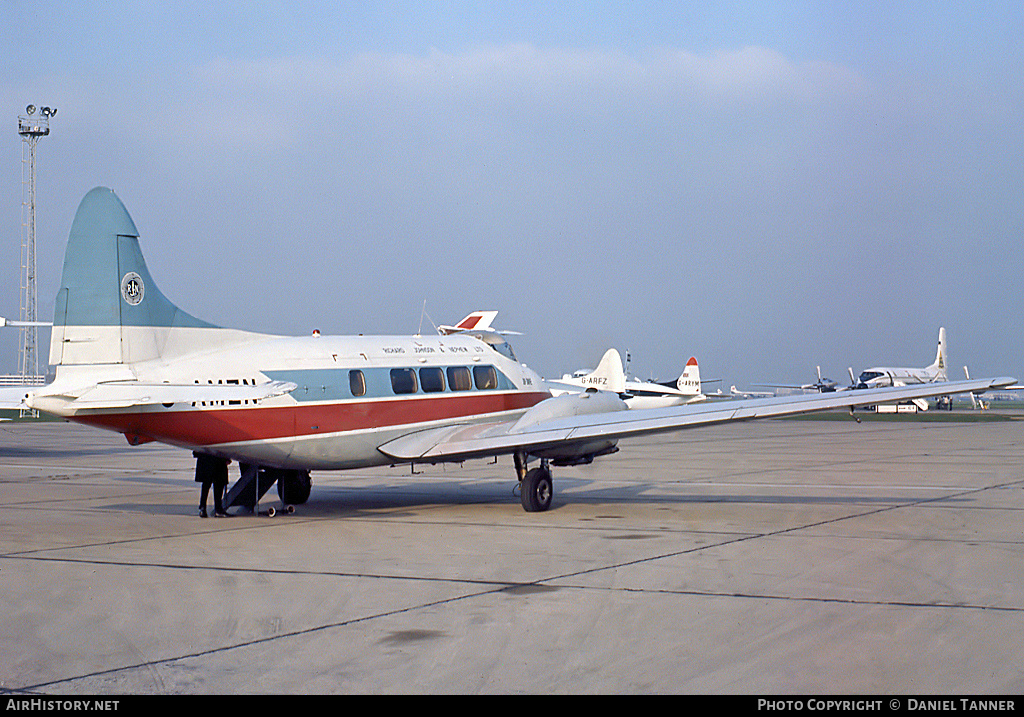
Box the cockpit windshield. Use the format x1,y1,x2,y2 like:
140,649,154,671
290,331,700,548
469,332,517,361
858,370,884,384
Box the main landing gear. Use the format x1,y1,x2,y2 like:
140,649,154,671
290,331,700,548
514,451,553,512
209,459,312,515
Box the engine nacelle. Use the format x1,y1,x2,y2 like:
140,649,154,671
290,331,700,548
512,389,626,465
533,441,619,466
511,388,626,431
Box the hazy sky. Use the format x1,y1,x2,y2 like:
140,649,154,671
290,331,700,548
2,1,1022,387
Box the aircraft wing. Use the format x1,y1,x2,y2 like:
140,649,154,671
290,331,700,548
379,376,1016,463
25,380,297,412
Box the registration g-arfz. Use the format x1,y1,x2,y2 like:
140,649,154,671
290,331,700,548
2,188,1014,514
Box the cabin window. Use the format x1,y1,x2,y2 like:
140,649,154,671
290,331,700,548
390,367,419,394
447,366,472,391
420,366,445,393
349,370,366,397
473,365,498,390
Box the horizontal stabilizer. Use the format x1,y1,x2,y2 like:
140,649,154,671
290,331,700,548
438,311,499,335
0,386,32,410
27,380,296,412
0,316,52,328
438,311,522,337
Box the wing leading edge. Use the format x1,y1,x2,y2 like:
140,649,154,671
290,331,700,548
378,376,1017,463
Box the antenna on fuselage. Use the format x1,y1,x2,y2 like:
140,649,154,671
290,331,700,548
416,300,439,337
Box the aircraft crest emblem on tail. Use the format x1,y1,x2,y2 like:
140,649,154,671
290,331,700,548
121,273,145,306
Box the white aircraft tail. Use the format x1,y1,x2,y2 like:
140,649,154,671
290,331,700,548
580,349,626,394
928,327,948,379
676,357,701,396
49,187,258,368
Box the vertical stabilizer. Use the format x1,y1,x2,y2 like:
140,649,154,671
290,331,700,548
583,349,626,393
676,357,701,395
929,327,947,378
50,187,217,366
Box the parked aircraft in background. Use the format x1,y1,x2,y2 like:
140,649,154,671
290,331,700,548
632,353,724,401
549,350,717,409
624,356,720,409
730,385,774,398
964,366,1024,405
756,366,843,394
549,349,628,395
0,189,1013,514
853,327,949,410
855,327,948,389
963,366,989,410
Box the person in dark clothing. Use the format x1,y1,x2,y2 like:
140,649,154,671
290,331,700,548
194,453,229,518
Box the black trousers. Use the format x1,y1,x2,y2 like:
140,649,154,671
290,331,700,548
195,453,229,513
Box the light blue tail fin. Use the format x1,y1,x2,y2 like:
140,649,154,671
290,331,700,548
50,187,218,366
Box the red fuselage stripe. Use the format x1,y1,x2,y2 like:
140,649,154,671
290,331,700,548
74,391,551,446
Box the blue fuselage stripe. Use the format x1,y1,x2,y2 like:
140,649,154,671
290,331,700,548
265,365,517,402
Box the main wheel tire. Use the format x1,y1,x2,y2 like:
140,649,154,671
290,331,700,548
521,467,553,512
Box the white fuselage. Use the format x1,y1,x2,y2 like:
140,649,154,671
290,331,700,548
856,366,944,388
548,375,705,409
39,331,551,471
620,380,706,409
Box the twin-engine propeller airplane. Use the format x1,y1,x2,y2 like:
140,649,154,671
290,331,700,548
0,188,1015,513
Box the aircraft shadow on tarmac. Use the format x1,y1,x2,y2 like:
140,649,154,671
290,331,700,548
101,474,972,518
0,444,141,458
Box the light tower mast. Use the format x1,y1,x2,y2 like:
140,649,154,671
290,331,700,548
16,104,55,385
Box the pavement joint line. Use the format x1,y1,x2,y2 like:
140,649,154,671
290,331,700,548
4,425,1022,693
593,585,1024,613
11,580,518,694
539,476,1024,589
